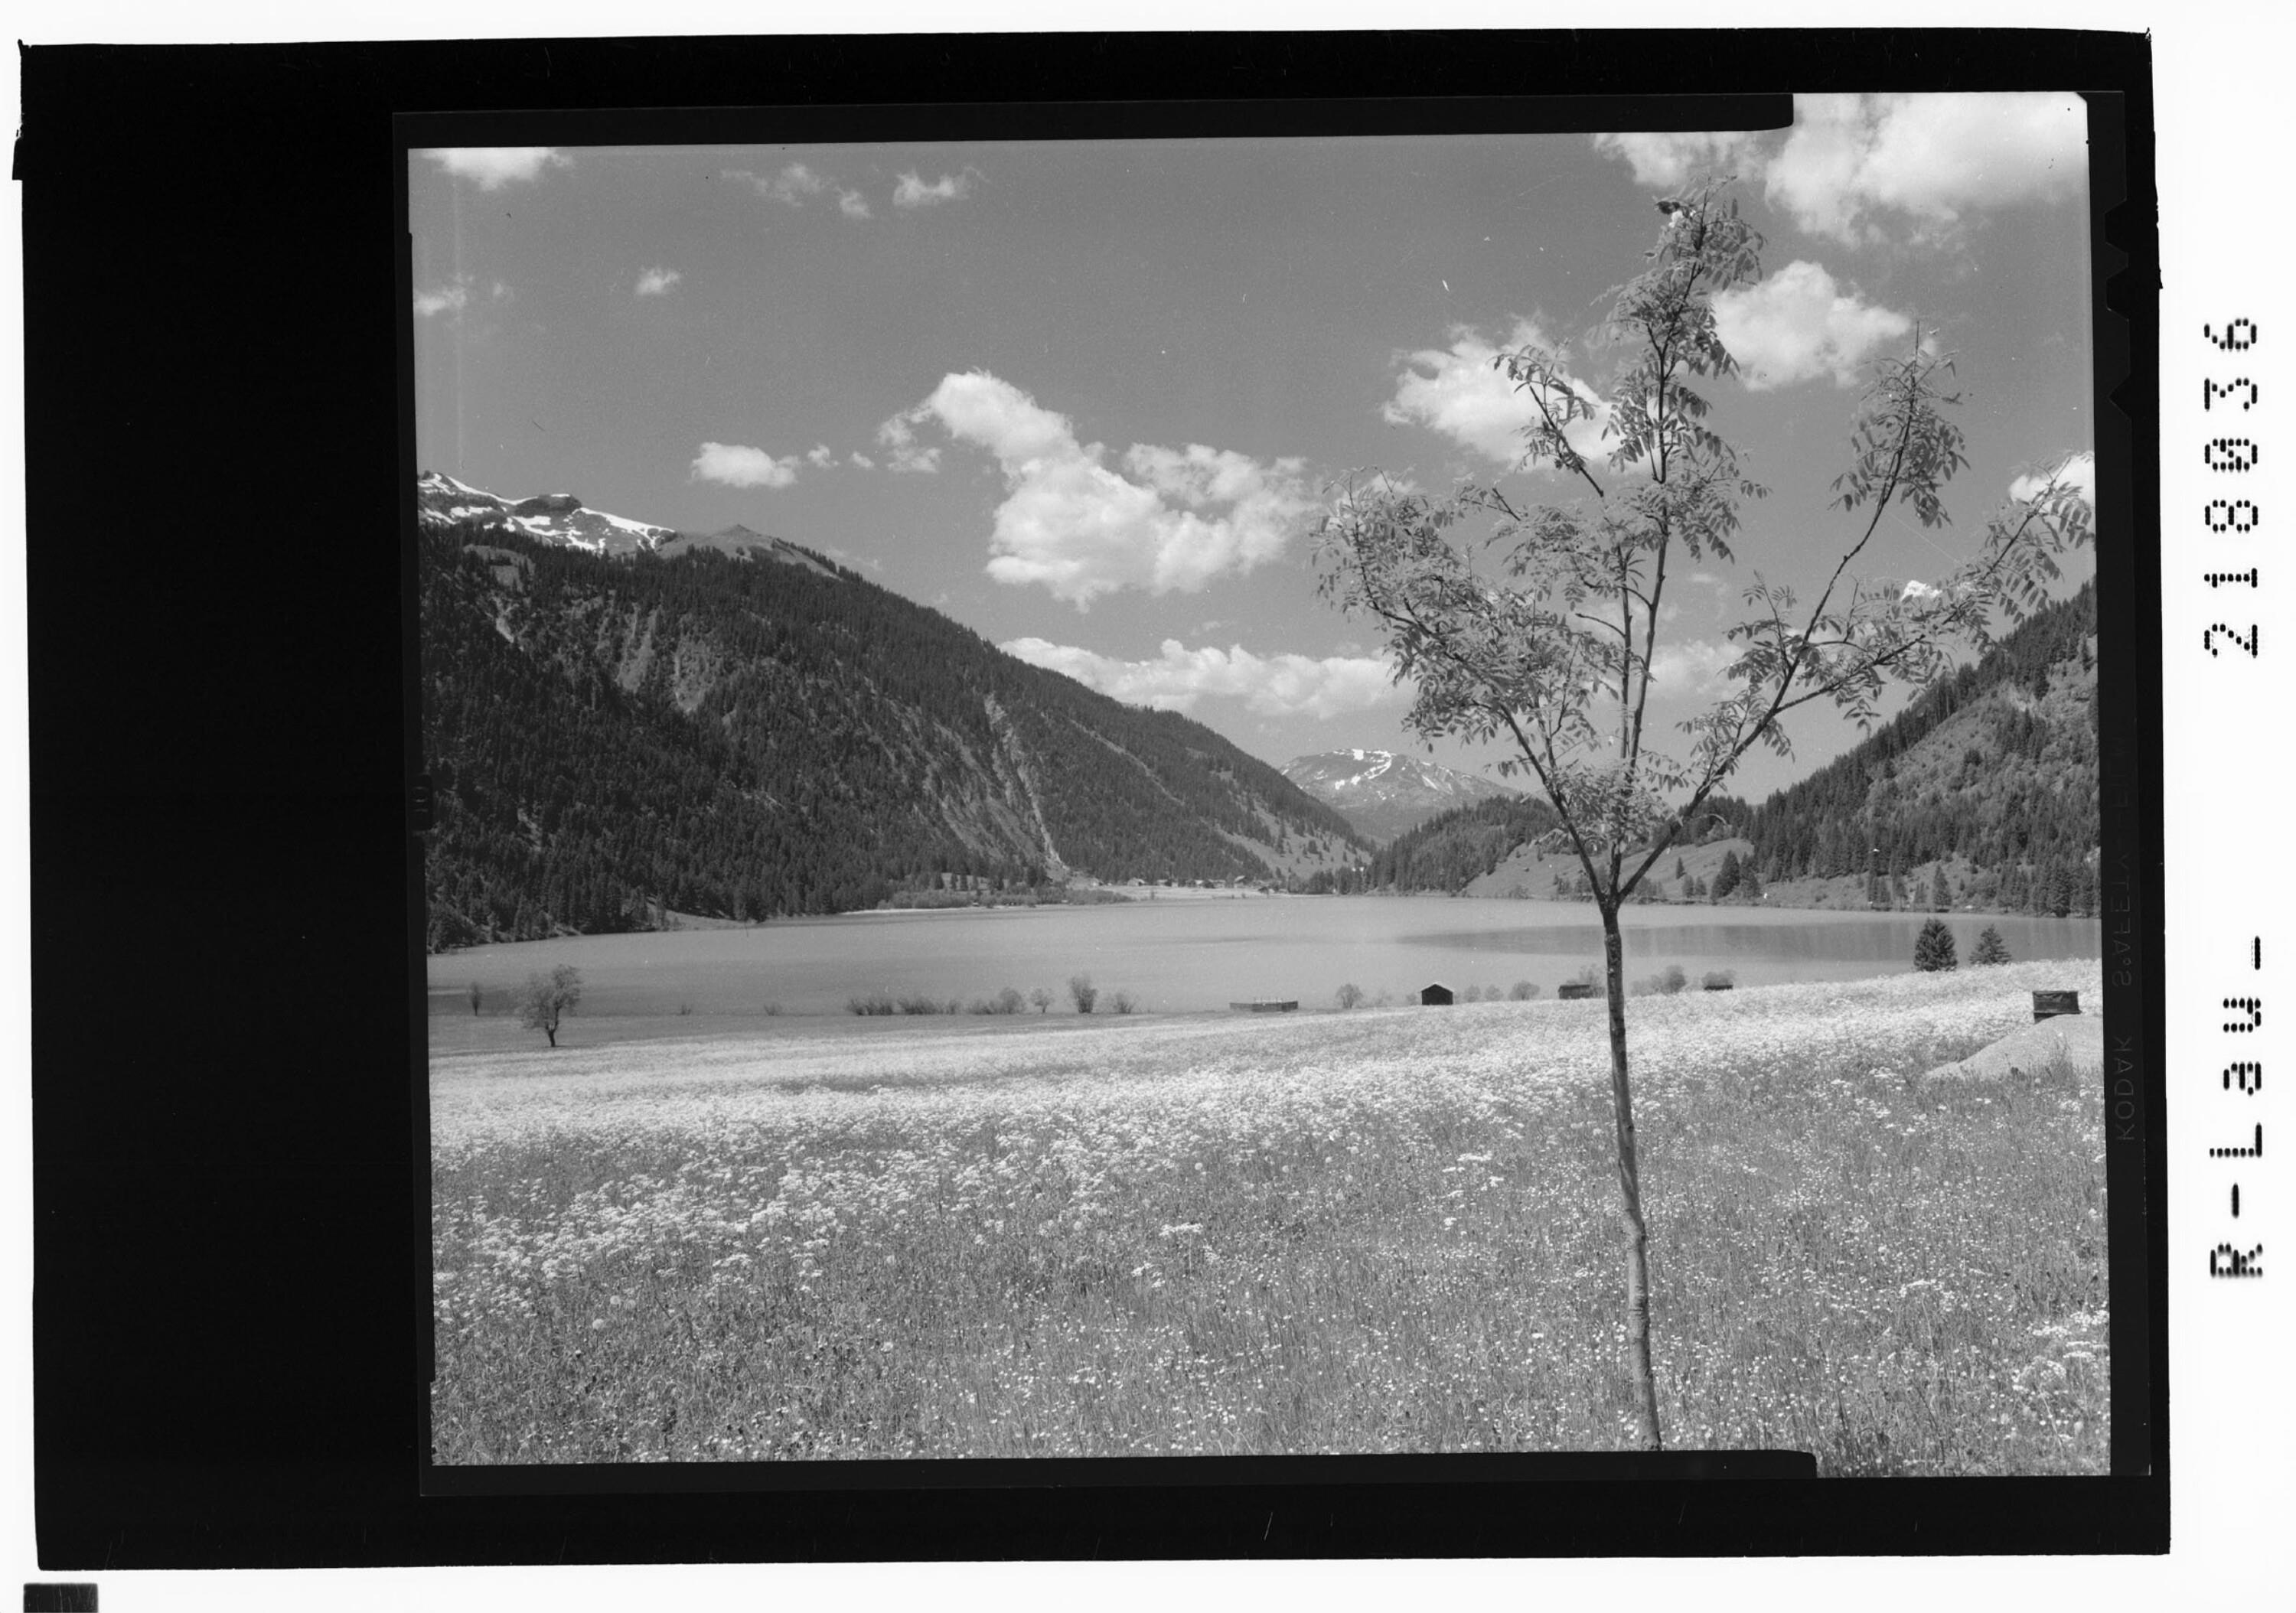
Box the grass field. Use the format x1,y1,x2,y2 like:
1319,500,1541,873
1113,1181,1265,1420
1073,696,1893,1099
429,960,2108,1471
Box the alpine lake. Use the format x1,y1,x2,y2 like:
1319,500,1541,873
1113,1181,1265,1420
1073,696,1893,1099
426,893,2105,1028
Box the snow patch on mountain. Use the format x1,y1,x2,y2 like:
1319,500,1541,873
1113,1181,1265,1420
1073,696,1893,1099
419,471,840,578
1280,748,1516,843
417,470,680,556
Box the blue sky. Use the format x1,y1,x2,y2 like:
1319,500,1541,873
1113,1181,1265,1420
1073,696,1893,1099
410,94,2094,800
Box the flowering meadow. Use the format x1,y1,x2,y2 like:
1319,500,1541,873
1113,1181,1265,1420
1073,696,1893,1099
430,960,2107,1471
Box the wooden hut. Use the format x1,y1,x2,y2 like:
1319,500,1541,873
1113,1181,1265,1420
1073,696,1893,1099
1420,982,1454,1006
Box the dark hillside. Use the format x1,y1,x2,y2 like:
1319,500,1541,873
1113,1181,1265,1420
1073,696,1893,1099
1737,582,2099,912
1359,793,1563,894
419,515,1365,947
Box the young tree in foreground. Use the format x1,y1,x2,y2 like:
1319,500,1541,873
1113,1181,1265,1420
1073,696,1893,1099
517,964,584,1048
1914,917,1959,973
1971,924,2013,966
1315,179,2091,1449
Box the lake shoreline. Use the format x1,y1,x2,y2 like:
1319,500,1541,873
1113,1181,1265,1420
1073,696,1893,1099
427,894,2104,1023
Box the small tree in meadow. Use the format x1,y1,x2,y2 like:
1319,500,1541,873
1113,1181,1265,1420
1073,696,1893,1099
1316,178,2089,1448
1972,924,2012,966
1029,986,1053,1014
1336,982,1367,1010
517,964,583,1048
1914,917,1959,973
1068,973,1097,1014
467,979,484,1015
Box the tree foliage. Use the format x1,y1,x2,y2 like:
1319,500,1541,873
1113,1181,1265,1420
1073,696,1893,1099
1317,192,2089,909
1914,918,1959,973
517,964,584,1048
1314,178,2092,1452
1972,924,2013,966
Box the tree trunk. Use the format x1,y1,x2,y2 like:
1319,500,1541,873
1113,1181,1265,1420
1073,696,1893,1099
1599,900,1663,1450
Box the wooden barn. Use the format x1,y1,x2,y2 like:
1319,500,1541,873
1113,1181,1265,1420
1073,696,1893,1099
1420,982,1453,1006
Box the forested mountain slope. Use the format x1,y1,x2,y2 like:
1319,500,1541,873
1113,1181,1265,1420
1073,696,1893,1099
418,507,1366,948
1727,582,2099,909
1367,584,2099,913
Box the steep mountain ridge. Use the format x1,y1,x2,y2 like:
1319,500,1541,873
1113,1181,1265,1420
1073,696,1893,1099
1281,748,1518,842
419,484,1368,947
418,471,680,555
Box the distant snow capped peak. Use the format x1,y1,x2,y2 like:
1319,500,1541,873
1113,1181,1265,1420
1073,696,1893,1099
1279,747,1515,843
417,471,844,578
416,471,683,556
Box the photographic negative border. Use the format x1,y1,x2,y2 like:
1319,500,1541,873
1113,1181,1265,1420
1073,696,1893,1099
23,26,2162,1571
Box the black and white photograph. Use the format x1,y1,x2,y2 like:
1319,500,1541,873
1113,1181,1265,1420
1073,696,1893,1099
413,94,2117,1476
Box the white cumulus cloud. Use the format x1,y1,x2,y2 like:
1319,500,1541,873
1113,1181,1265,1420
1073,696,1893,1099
1591,129,1766,189
2010,450,2095,507
1712,260,1915,389
1383,319,1613,469
1001,637,1400,719
634,266,682,297
874,412,942,474
1646,639,1740,699
765,162,829,204
724,163,873,215
885,371,1313,606
690,442,801,490
413,281,468,318
419,148,570,190
848,450,876,470
894,170,973,208
1766,93,2086,246
805,444,835,469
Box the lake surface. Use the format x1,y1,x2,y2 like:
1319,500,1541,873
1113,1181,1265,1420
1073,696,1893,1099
426,896,2103,1020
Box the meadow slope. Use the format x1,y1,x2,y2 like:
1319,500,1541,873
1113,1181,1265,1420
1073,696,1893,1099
431,960,2108,1471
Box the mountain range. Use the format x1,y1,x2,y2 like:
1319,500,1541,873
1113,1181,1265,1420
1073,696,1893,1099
418,471,837,572
1280,748,1517,844
416,474,1368,948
